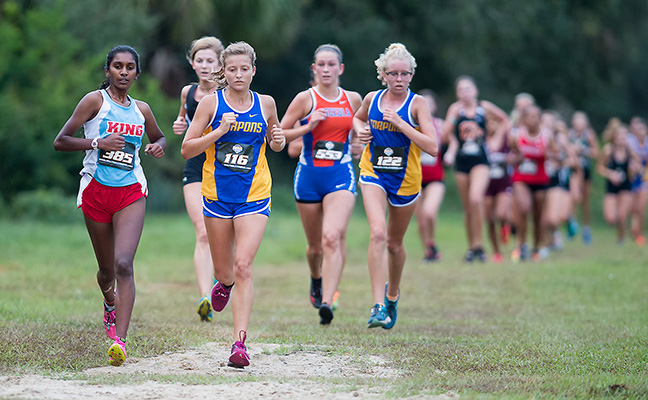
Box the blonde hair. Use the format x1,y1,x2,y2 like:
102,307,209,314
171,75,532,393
186,36,224,64
212,41,257,87
374,43,416,86
602,117,623,144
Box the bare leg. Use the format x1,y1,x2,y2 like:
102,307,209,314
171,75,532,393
296,202,323,279
184,183,213,297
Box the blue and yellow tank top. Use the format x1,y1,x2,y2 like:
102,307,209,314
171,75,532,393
359,89,422,196
202,90,271,203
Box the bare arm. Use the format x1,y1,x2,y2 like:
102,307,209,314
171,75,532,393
181,94,226,159
352,92,375,145
441,102,460,164
136,100,166,158
172,85,191,136
261,94,286,152
404,95,437,156
482,100,511,151
280,90,317,142
53,91,126,152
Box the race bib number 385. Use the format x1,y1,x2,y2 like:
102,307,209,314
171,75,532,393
217,142,254,173
98,142,136,171
372,146,406,172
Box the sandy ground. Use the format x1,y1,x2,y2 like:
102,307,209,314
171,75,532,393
0,342,458,400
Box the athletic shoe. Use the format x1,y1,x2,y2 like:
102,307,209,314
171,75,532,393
228,330,250,368
582,226,592,246
511,248,521,263
473,247,487,263
309,278,322,309
464,250,475,263
103,304,116,340
319,303,334,325
367,303,391,328
566,217,579,239
519,243,530,261
532,249,540,262
108,337,126,366
501,224,510,245
331,290,340,311
196,295,213,322
635,236,646,247
492,252,503,263
383,283,399,330
210,282,232,312
538,247,551,259
424,243,440,262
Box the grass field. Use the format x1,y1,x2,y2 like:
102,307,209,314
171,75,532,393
0,210,647,399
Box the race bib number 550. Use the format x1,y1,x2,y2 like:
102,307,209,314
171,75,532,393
217,142,254,173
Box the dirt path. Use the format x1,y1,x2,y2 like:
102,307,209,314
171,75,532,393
0,342,458,399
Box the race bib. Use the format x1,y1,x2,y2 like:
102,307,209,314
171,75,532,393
461,140,481,156
519,159,538,175
217,142,254,173
313,140,344,160
372,146,405,172
98,142,136,171
489,165,505,179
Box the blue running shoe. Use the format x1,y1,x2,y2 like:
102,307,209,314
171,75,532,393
566,217,579,239
367,303,390,328
197,295,213,322
582,226,592,246
383,283,399,330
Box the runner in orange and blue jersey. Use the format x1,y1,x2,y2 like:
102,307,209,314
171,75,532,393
281,44,362,325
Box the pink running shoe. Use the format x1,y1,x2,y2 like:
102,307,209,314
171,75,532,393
103,307,116,340
211,282,232,312
108,337,127,366
228,330,250,368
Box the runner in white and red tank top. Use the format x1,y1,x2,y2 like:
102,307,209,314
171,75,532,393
509,105,556,262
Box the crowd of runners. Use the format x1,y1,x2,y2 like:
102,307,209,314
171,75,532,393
54,38,648,369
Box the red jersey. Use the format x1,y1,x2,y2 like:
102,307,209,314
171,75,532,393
300,87,354,167
421,117,444,183
512,127,550,185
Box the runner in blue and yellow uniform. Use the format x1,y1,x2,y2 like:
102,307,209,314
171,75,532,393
353,43,438,330
181,42,285,369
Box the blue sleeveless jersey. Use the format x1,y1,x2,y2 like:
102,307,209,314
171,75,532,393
202,90,271,203
81,90,147,188
359,89,422,196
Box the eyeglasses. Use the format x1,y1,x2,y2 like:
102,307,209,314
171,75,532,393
385,71,413,78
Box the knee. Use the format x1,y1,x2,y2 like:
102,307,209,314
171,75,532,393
114,258,134,279
233,259,253,282
369,226,387,246
196,228,209,245
604,214,616,226
386,237,404,255
306,243,322,258
321,230,342,252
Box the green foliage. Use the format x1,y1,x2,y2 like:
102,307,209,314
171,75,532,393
10,188,81,223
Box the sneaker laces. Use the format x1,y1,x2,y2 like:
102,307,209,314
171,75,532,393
233,330,247,349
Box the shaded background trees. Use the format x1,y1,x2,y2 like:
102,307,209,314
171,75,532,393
2,0,647,212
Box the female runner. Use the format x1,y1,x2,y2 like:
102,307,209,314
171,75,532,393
54,45,167,366
172,36,224,322
353,43,437,329
181,42,285,368
442,76,510,262
280,44,362,325
414,89,446,262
